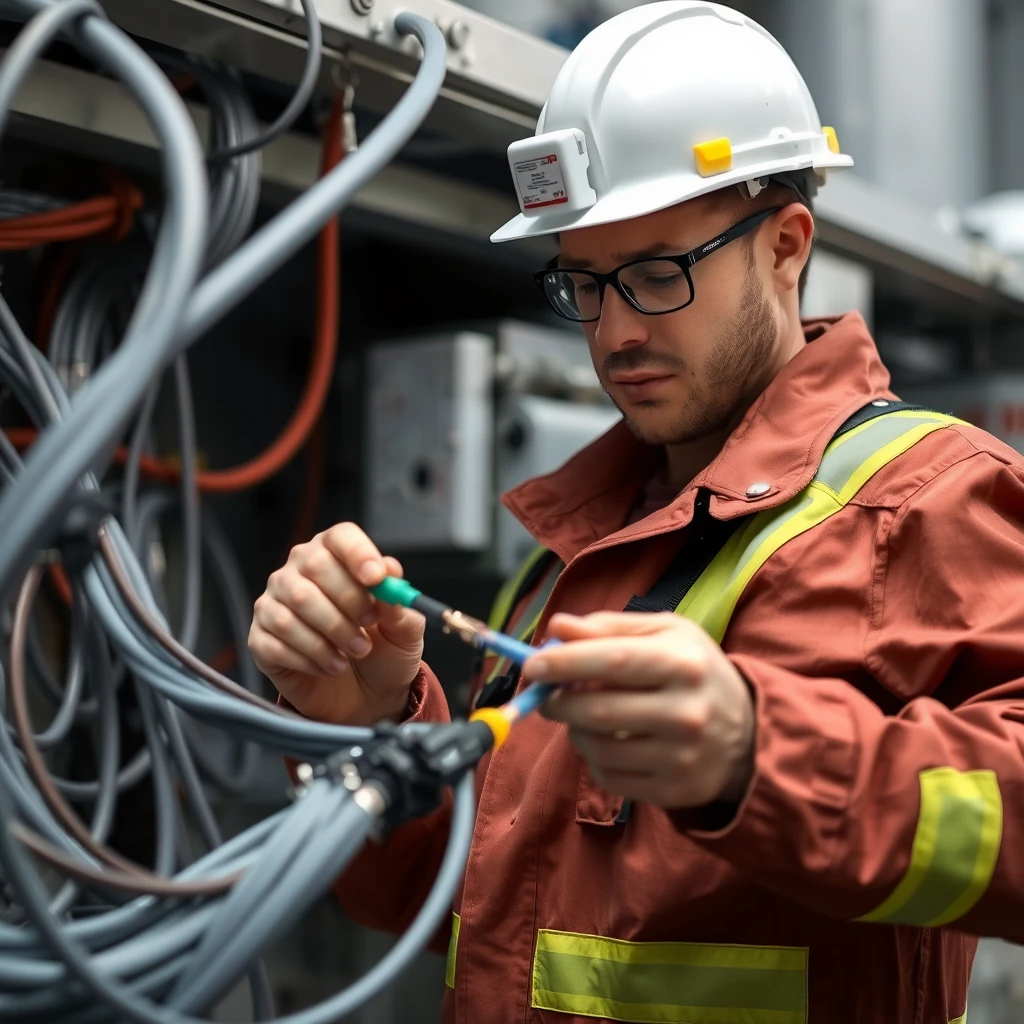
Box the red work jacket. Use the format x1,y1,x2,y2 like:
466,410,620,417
331,313,1024,1023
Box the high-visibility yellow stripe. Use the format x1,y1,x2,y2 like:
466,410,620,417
948,1013,967,1024
531,930,807,1024
676,412,962,643
858,768,1002,927
445,912,460,989
486,545,549,632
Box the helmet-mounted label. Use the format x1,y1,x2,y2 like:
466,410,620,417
507,129,597,218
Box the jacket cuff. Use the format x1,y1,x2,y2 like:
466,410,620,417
668,654,856,871
276,662,446,725
404,663,449,725
282,663,450,785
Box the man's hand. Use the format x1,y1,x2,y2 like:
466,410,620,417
248,523,425,727
522,612,755,810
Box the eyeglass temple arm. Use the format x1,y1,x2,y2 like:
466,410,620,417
687,206,781,268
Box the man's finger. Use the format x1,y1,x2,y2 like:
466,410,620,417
590,772,681,805
547,611,695,641
543,689,708,737
589,770,659,798
524,636,704,686
572,725,675,762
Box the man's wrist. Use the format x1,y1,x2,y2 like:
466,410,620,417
717,666,757,804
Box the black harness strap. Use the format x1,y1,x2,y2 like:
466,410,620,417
623,488,742,614
831,400,925,439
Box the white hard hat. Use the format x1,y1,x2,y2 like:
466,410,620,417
491,1,853,244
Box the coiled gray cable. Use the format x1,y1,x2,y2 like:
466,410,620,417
0,4,476,1021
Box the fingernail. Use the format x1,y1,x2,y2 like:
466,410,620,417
330,654,350,674
528,657,550,677
358,560,384,584
348,636,372,657
359,611,378,627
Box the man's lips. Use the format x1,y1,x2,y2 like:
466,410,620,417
608,372,675,385
610,373,675,400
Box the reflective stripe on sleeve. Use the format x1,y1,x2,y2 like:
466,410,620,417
445,912,461,989
857,768,1002,927
531,929,808,1023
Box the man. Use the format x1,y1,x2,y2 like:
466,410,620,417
248,4,1024,1022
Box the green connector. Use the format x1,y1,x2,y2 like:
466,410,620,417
369,576,422,608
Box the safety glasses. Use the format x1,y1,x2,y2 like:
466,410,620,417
533,206,782,323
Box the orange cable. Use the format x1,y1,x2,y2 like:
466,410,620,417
192,99,343,492
6,105,343,496
0,181,143,251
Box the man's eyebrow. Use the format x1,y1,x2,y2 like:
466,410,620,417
558,241,686,270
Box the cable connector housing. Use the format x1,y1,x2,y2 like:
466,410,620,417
328,720,494,831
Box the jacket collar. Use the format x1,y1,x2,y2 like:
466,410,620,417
502,313,894,565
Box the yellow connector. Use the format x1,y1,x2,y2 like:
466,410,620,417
469,707,512,751
693,137,732,176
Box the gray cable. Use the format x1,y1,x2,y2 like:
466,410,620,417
172,790,372,1014
178,10,447,350
0,291,61,424
171,357,200,653
0,8,470,1021
0,187,68,217
122,383,161,544
205,0,321,164
24,598,87,749
0,0,209,608
0,0,101,144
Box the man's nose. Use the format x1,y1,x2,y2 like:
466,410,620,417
594,284,649,353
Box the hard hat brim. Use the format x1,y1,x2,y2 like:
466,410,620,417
490,153,853,243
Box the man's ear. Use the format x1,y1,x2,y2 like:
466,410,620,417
769,204,814,294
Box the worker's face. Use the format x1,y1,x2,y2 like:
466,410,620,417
559,197,788,447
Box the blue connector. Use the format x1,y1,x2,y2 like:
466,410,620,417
479,629,560,667
507,682,558,718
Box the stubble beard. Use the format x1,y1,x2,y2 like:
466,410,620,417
611,265,778,447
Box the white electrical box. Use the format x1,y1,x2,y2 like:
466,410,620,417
366,333,494,550
495,395,621,574
365,321,619,563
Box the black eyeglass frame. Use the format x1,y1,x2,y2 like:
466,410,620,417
532,206,783,323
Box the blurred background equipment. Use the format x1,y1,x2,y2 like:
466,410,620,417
365,318,618,573
0,0,1023,1021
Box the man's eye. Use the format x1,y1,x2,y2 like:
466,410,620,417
642,272,683,288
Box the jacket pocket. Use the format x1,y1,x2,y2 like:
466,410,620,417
575,757,627,826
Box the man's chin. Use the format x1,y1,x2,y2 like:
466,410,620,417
622,413,683,447
623,410,720,447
